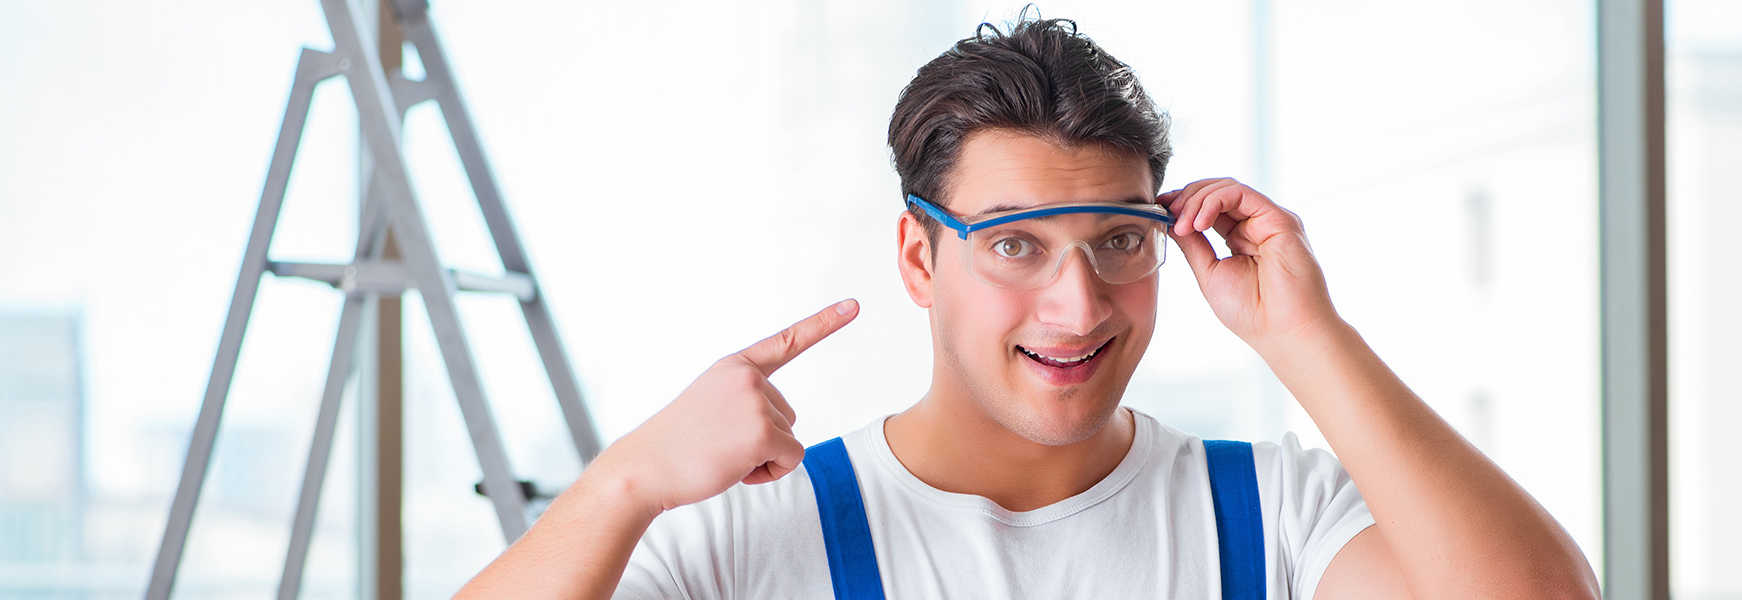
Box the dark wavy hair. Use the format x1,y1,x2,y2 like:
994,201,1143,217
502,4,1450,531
888,11,1172,248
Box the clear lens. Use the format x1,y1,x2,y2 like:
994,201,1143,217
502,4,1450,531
960,211,1168,289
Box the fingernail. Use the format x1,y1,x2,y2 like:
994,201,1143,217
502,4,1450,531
835,299,858,315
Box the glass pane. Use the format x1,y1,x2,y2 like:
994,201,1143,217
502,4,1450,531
0,1,360,597
1669,1,1742,597
1074,0,1606,573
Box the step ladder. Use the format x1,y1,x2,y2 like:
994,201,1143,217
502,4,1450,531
144,0,601,597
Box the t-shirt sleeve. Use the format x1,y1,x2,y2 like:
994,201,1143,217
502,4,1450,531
613,498,735,600
612,471,829,600
1256,431,1376,600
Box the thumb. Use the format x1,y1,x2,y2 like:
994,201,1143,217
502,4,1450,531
1167,228,1220,288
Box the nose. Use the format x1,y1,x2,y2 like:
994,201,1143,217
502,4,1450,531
1033,244,1112,337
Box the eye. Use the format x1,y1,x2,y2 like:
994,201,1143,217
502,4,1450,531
1102,232,1145,252
992,237,1034,258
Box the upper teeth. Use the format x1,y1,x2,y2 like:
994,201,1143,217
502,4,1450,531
1023,346,1099,362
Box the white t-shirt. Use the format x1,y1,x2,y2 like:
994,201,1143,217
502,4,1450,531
614,409,1374,600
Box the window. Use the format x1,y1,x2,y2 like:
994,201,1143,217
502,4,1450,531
1668,0,1742,596
0,0,1649,597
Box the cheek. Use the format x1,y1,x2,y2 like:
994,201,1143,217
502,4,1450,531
934,271,1033,356
1113,281,1160,349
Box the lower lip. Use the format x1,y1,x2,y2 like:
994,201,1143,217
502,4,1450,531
1018,340,1111,386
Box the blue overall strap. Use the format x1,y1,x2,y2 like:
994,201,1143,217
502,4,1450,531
804,437,887,600
1204,440,1265,600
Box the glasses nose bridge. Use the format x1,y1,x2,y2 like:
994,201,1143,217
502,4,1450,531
1048,239,1105,283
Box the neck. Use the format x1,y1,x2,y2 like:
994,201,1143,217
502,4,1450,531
884,389,1135,512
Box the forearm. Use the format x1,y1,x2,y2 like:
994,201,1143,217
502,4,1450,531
455,470,659,600
1258,319,1598,599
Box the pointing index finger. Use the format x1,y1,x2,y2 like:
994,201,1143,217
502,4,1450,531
737,299,860,375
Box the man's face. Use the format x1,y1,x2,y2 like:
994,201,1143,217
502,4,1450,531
901,130,1158,447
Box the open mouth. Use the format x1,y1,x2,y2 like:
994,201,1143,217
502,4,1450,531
1017,338,1114,370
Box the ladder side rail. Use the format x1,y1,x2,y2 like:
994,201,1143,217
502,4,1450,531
277,180,392,600
522,300,602,459
277,293,368,600
391,0,532,272
145,47,346,600
394,1,603,460
321,0,531,541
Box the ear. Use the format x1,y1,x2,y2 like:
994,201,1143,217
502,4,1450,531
896,211,936,308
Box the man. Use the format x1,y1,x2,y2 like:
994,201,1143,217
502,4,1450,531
459,16,1599,599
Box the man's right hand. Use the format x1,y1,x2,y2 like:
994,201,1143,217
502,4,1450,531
455,299,860,600
585,298,861,516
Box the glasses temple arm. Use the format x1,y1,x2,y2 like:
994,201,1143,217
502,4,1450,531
905,195,973,239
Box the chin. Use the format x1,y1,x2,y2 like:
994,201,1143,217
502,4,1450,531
992,385,1127,447
941,332,1141,447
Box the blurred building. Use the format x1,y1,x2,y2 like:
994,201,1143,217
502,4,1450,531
0,310,89,594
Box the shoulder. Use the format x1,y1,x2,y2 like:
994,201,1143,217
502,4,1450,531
1251,433,1352,492
616,448,834,600
1253,432,1376,600
1133,411,1374,600
1250,432,1370,534
1135,412,1362,514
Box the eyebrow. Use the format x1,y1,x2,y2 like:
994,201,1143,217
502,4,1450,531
973,195,1153,217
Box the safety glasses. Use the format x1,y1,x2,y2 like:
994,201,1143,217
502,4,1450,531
906,194,1177,290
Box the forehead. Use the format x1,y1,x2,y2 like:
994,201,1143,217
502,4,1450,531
948,130,1153,215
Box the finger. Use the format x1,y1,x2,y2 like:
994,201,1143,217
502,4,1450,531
765,397,796,435
1158,190,1191,229
1217,213,1271,256
1211,212,1240,243
759,379,797,427
1207,194,1298,258
1201,182,1284,231
742,464,774,485
741,432,807,485
1164,178,1225,214
1174,179,1238,236
737,299,860,376
1173,177,1227,205
765,431,807,478
1176,179,1237,234
1193,180,1247,233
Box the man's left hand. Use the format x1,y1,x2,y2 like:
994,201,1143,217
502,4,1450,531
1161,177,1339,352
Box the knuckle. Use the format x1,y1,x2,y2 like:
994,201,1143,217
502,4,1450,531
729,370,764,394
752,420,782,446
773,327,801,356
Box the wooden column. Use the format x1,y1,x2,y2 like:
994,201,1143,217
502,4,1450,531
361,0,404,598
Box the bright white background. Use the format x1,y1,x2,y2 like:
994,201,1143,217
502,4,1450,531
0,0,1733,598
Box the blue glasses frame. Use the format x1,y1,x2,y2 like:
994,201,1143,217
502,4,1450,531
905,194,1177,239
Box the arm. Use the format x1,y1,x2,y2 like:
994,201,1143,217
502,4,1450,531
1163,179,1599,600
453,472,658,599
455,300,861,599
